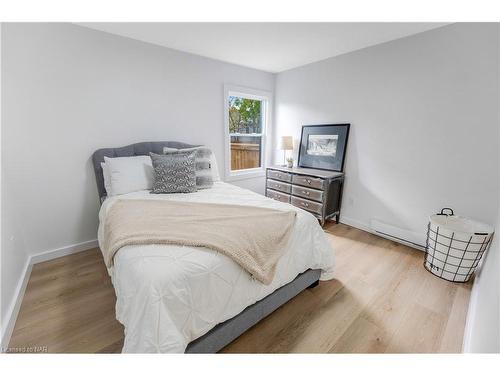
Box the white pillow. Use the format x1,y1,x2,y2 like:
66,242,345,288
163,146,220,182
100,162,112,196
104,155,154,196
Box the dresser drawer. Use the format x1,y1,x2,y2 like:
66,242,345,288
267,169,292,183
292,185,323,203
267,179,292,194
266,189,291,203
291,196,323,215
292,175,324,190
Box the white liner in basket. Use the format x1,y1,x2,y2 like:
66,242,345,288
424,208,494,282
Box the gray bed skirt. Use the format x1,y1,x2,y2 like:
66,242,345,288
185,268,321,353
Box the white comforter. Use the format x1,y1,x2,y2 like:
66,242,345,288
98,182,335,353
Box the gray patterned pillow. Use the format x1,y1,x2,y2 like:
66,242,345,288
149,152,197,194
163,146,214,189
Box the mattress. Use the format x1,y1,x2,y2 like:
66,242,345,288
97,182,335,353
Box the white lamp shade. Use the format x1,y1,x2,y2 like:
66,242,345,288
279,136,293,150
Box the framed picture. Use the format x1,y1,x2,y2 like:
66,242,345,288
298,124,350,171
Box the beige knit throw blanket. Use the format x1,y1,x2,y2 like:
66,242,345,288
102,199,297,284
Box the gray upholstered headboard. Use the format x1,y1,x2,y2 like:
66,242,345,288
92,141,199,201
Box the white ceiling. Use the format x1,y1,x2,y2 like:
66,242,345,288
78,23,448,73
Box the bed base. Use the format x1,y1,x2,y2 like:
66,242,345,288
185,268,321,353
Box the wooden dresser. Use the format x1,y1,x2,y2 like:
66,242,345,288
266,166,344,225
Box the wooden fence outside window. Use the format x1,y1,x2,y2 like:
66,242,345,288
230,143,260,170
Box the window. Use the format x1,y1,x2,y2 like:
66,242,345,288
224,85,270,180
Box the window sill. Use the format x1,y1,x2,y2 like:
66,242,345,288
225,168,266,182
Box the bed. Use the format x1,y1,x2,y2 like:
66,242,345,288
92,141,335,353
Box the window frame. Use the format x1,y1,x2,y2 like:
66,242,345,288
224,85,272,181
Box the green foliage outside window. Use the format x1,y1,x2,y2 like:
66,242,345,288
228,96,262,133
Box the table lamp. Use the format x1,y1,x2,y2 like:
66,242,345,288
280,136,293,166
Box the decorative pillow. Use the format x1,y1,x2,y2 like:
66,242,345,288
163,146,215,189
100,162,112,196
104,155,154,196
150,152,197,194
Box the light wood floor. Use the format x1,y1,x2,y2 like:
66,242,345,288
9,223,472,353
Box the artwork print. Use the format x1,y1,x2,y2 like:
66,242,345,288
298,124,350,172
306,134,338,157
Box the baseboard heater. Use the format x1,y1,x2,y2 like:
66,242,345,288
370,219,426,250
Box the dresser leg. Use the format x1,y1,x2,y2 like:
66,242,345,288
336,214,340,224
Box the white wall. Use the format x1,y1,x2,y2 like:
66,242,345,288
0,23,274,340
463,23,500,353
274,23,499,246
0,22,29,346
465,202,500,352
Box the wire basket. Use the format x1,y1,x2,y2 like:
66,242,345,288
424,208,494,283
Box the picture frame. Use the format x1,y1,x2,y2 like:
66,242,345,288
298,124,350,172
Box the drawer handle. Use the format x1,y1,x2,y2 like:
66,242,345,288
301,202,309,207
302,190,310,195
306,179,311,184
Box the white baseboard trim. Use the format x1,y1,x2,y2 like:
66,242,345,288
370,218,426,251
462,274,479,353
30,239,98,264
339,216,425,251
1,238,98,350
339,216,372,233
1,259,32,350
